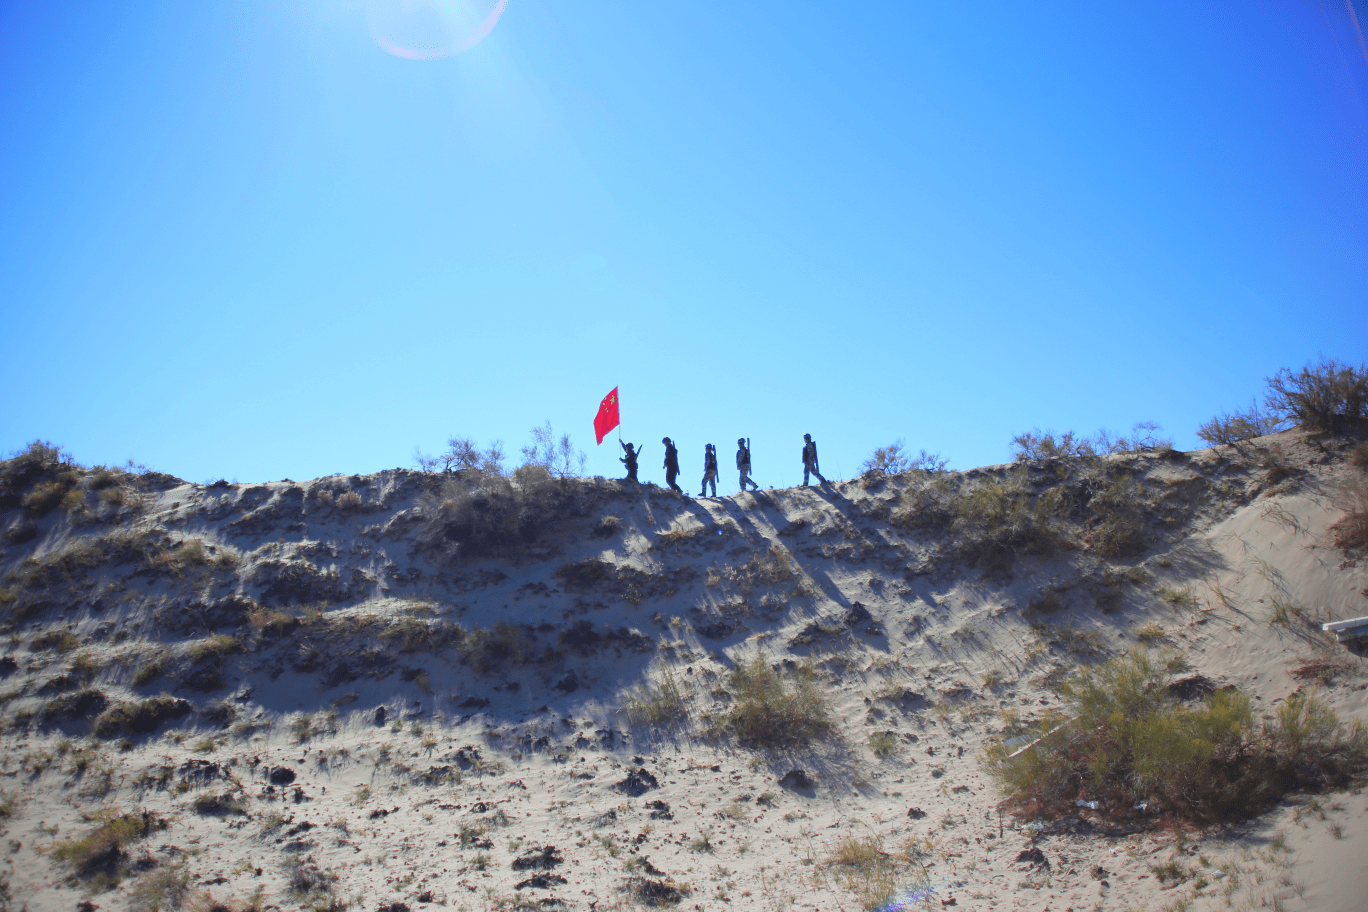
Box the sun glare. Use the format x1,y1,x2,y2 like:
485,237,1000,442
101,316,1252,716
366,0,508,60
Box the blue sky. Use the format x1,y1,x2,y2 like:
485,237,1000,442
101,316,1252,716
2,1,1366,488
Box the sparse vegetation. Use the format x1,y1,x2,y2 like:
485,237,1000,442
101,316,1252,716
49,808,169,889
31,627,79,653
867,731,898,756
188,633,245,661
1196,401,1285,447
945,466,1067,571
983,648,1368,824
1329,472,1368,554
1011,422,1171,461
625,668,689,726
93,696,192,738
820,833,931,911
718,655,834,749
1135,621,1166,643
859,442,948,476
127,864,191,911
1264,358,1368,433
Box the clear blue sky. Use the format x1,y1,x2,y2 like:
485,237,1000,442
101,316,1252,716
3,1,1366,487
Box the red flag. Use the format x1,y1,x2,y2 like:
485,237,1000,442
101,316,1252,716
594,387,620,445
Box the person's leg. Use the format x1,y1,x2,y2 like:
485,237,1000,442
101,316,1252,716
803,466,811,486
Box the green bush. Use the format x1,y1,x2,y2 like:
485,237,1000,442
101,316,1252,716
719,655,833,749
983,649,1368,824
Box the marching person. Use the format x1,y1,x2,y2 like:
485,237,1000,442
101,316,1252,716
736,438,759,492
802,433,827,486
700,443,719,498
662,437,683,494
620,440,641,483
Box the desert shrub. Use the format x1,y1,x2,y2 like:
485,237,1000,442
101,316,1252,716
433,435,508,475
591,514,622,538
1134,622,1166,643
554,557,615,590
21,480,70,516
1264,358,1368,433
1351,442,1368,471
32,627,80,653
1,440,70,485
96,485,137,508
1329,473,1368,554
132,650,169,686
520,420,587,478
43,688,110,721
625,668,688,727
154,539,214,575
1196,400,1285,446
420,464,580,558
94,696,192,738
188,634,244,662
1011,429,1097,461
733,544,796,592
87,469,121,490
1082,472,1151,558
867,730,899,756
192,791,248,816
859,441,947,476
9,530,158,589
335,490,363,511
983,648,1368,824
249,607,300,638
1013,424,1171,461
948,467,1066,571
891,473,960,531
49,808,169,888
820,833,929,911
720,655,833,749
127,864,191,911
464,621,529,674
380,616,465,653
282,855,341,908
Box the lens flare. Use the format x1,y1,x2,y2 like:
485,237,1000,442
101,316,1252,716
367,0,508,60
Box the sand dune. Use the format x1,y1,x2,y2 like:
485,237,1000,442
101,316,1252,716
0,429,1364,911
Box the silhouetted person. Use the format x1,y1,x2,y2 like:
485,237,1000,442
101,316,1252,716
736,438,759,492
662,437,682,493
620,440,641,483
700,443,718,497
802,433,827,486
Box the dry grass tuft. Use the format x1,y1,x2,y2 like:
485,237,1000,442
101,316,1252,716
719,655,834,749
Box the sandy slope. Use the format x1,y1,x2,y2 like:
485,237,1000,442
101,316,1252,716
0,430,1365,912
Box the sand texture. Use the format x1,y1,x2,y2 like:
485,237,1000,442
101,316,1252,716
0,429,1365,911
